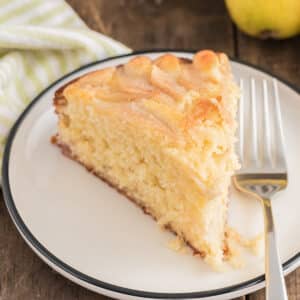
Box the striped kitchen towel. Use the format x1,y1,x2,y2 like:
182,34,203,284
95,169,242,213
0,0,130,170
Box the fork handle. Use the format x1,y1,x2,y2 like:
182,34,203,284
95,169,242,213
262,198,288,300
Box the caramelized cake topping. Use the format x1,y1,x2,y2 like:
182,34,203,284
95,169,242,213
62,51,237,135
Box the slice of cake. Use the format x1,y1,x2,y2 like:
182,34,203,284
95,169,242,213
53,50,239,268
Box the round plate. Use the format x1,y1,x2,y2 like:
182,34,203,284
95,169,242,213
3,50,300,300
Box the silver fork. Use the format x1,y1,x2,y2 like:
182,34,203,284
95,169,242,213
233,78,288,300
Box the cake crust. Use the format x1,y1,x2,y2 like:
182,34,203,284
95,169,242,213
56,52,236,137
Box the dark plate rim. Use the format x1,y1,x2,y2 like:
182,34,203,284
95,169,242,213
2,49,300,299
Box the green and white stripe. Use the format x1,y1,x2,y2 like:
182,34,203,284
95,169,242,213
0,0,131,171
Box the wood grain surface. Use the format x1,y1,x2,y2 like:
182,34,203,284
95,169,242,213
0,1,299,299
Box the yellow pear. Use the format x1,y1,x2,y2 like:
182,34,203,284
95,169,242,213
225,0,300,39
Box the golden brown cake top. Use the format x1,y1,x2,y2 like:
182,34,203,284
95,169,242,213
61,51,238,134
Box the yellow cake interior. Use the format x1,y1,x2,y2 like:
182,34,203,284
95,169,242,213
53,50,239,268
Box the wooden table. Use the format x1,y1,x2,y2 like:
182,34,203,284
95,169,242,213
0,1,299,299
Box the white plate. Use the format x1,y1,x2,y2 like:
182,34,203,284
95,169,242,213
3,51,300,300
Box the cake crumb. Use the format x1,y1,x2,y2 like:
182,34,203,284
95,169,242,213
226,234,245,269
226,226,264,259
168,237,188,254
248,233,264,257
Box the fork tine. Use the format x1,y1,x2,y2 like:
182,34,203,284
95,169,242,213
238,78,244,164
272,79,287,169
250,78,259,166
262,79,273,167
